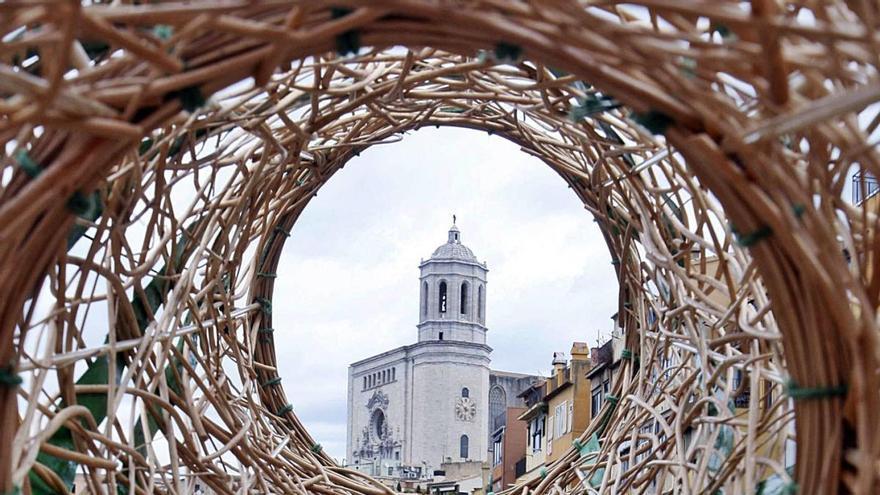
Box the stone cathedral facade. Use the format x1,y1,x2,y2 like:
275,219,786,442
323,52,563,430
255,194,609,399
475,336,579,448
346,224,539,481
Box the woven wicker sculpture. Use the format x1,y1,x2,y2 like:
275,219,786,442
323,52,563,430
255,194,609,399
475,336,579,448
1,1,878,494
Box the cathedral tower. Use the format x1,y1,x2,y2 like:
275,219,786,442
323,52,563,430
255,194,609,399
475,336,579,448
418,222,488,344
348,221,491,478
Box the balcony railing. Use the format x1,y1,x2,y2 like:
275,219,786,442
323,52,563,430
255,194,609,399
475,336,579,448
852,172,879,204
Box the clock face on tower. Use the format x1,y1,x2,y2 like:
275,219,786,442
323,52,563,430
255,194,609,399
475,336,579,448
455,397,477,421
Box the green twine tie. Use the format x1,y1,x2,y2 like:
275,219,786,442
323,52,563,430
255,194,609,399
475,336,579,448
262,377,282,387
277,403,294,416
494,42,521,64
331,8,360,56
731,223,773,247
631,110,673,135
0,367,22,387
255,297,272,315
785,380,847,400
15,150,41,178
166,85,205,113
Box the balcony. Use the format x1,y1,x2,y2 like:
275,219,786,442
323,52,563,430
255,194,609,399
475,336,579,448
852,172,879,205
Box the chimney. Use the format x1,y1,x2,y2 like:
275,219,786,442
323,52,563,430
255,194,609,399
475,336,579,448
570,342,590,362
552,351,567,385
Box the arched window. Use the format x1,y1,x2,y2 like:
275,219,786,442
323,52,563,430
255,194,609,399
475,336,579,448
460,282,469,314
478,285,483,319
439,281,447,313
461,387,469,398
460,435,469,459
422,281,428,316
489,386,506,425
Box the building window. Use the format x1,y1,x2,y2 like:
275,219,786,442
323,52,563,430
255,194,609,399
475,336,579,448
591,389,602,418
492,438,502,465
439,332,444,340
392,368,396,381
460,282,469,314
530,416,544,452
619,444,631,473
460,435,469,459
439,281,447,313
477,285,483,319
554,401,568,437
422,281,428,316
364,377,367,389
461,387,469,398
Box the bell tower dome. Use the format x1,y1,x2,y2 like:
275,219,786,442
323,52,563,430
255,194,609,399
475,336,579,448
417,219,488,344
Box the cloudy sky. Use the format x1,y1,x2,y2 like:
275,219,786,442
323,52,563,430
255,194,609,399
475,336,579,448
272,127,619,461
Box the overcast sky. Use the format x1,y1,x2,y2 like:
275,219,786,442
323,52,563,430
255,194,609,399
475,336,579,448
273,127,619,461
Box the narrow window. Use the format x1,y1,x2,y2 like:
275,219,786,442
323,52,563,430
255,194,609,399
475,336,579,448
422,281,428,317
363,377,367,389
460,435,469,459
460,282,469,314
439,332,444,341
478,285,483,319
392,368,396,381
461,387,469,398
439,281,447,313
